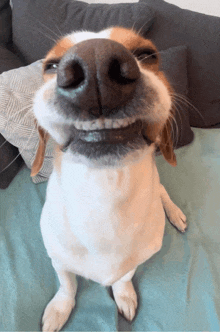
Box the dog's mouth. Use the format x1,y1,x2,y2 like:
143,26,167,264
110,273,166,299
61,118,153,159
74,120,143,144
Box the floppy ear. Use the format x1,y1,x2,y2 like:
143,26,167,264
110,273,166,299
31,126,49,177
159,119,177,166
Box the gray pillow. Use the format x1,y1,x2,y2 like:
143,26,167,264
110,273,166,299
12,0,155,64
140,0,220,129
0,45,193,183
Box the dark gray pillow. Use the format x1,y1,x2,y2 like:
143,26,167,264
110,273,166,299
0,0,12,45
0,45,26,189
139,0,220,129
0,134,24,189
11,0,155,64
0,0,25,189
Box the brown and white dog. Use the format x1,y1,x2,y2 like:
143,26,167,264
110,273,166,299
31,27,187,332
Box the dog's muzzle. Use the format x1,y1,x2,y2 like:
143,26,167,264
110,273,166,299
57,38,140,116
55,38,152,157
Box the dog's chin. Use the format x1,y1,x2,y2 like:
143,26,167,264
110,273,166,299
61,119,153,163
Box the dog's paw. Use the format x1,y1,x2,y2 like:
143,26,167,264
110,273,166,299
112,281,138,321
42,290,75,332
166,203,187,233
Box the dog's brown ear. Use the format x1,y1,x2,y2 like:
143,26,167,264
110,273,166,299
159,120,177,167
31,126,49,177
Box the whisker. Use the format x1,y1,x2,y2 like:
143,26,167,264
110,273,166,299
0,139,7,148
54,23,63,39
168,110,177,146
131,21,138,33
0,125,37,175
171,98,184,130
170,105,181,147
0,152,23,174
139,52,157,62
34,27,58,44
136,21,150,36
137,50,167,63
31,14,61,40
171,92,206,126
130,22,156,57
169,114,176,144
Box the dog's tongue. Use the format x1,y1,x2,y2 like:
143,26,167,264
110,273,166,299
76,120,143,143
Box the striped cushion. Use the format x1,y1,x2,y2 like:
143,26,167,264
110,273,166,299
0,60,55,183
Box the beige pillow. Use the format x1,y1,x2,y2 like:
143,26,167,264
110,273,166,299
0,60,55,183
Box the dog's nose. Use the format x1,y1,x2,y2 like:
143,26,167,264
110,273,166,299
57,38,140,117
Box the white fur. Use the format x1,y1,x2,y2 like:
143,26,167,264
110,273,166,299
41,145,164,285
41,147,187,331
67,28,111,45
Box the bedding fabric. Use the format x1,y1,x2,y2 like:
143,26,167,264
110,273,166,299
0,127,220,331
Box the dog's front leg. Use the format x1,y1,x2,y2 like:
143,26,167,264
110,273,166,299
42,263,77,332
160,184,187,232
112,268,137,321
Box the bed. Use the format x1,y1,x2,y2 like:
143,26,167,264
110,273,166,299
1,0,220,330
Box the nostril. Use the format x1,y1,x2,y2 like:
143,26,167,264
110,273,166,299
57,60,85,89
108,59,139,85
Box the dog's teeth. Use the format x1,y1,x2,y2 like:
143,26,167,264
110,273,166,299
120,119,129,128
74,121,83,130
104,119,113,129
127,118,135,125
82,121,92,130
96,119,105,129
112,121,120,128
74,117,137,131
89,121,97,130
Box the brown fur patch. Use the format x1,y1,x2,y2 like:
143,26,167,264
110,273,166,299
43,37,74,82
43,73,56,83
54,145,63,176
110,27,159,70
31,127,49,177
110,27,154,52
45,37,74,61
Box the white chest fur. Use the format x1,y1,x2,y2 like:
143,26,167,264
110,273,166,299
41,148,165,285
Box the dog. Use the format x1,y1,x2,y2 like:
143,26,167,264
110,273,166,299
31,26,187,332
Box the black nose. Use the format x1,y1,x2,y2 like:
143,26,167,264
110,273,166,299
57,38,140,117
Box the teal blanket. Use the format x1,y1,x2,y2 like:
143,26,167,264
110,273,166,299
1,128,220,331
